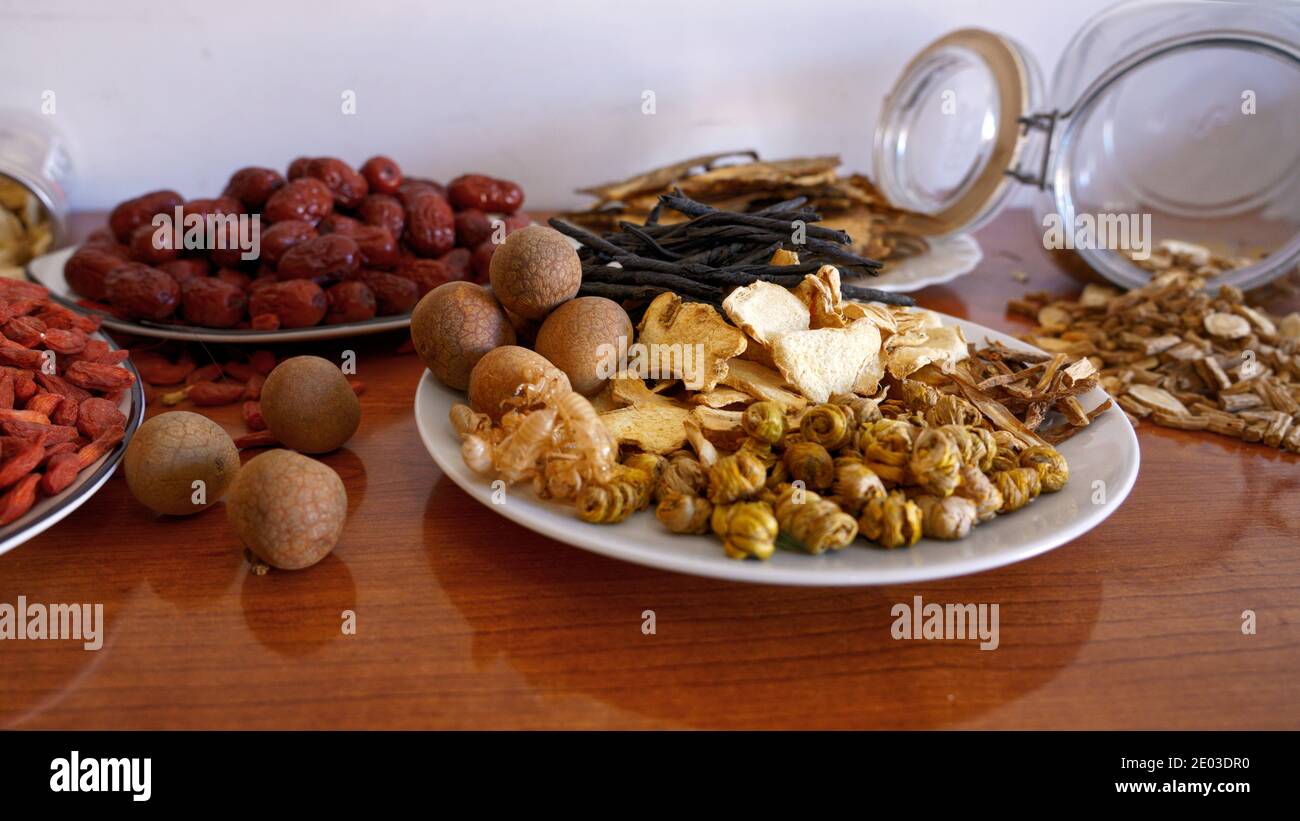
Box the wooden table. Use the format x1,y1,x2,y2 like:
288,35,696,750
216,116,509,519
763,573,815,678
2,210,1297,730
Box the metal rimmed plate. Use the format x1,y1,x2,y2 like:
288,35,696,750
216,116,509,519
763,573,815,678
0,329,145,557
414,313,1139,586
27,247,411,343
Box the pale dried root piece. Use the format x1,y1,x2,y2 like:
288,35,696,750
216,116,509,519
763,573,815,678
829,392,883,424
831,454,886,514
782,440,834,490
655,492,713,534
576,464,653,524
740,399,787,444
707,450,767,504
655,451,708,501
859,490,923,549
954,465,1003,522
1019,445,1069,492
909,427,962,497
800,402,854,450
914,494,979,540
683,418,718,467
711,500,778,561
991,467,1042,513
771,483,858,554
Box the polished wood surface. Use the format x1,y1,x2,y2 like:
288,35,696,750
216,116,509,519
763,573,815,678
2,210,1297,730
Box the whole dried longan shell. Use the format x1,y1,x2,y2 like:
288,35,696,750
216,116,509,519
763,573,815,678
468,345,569,420
488,225,581,320
124,411,240,516
226,449,347,570
411,282,515,390
535,296,632,396
260,355,361,454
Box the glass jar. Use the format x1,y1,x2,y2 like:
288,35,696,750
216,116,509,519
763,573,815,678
0,109,73,251
873,0,1300,290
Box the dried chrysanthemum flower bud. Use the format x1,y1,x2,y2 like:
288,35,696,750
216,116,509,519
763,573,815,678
736,436,778,469
708,450,768,504
954,465,1002,522
925,394,980,427
990,430,1022,472
655,452,707,501
992,467,1042,513
856,419,915,468
782,441,834,490
622,452,665,484
829,392,882,424
800,402,854,450
859,490,923,549
900,379,939,410
914,494,978,540
772,484,858,554
655,492,713,534
942,424,997,473
909,427,962,497
831,454,886,514
1019,445,1068,492
741,400,787,444
711,500,778,561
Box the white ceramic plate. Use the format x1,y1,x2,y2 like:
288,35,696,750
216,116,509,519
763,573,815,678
0,332,145,557
27,247,411,343
869,234,983,293
414,313,1139,586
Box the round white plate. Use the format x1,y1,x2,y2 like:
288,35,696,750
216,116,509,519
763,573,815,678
415,314,1139,585
27,247,411,343
0,331,145,557
868,234,983,293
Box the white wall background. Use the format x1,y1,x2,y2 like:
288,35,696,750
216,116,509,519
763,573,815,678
0,0,1117,212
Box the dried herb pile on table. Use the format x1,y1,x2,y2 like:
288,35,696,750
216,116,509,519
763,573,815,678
562,151,925,262
1009,271,1300,453
549,190,913,309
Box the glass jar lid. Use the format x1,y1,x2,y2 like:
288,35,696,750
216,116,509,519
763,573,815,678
873,28,1042,237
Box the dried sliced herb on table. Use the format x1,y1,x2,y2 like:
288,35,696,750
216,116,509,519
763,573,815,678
549,191,914,310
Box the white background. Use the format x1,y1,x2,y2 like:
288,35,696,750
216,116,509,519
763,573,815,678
1,0,1116,211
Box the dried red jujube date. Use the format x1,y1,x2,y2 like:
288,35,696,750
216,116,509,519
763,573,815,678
436,247,472,281
470,240,496,283
262,178,334,226
319,213,362,235
159,258,211,282
248,280,327,328
454,209,493,249
394,258,450,295
128,222,181,265
403,191,455,257
351,225,399,269
306,157,369,209
181,277,248,328
360,156,402,195
325,280,378,324
65,248,126,301
104,263,180,320
447,174,524,214
276,234,361,282
358,194,405,239
357,270,418,315
223,166,286,209
260,220,318,267
182,196,243,221
108,190,184,243
287,156,312,180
